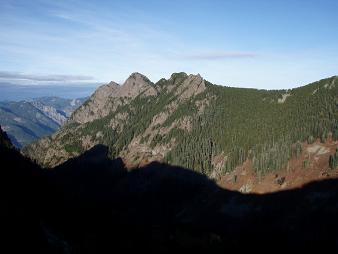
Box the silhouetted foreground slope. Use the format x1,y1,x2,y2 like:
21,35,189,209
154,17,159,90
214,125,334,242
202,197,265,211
3,131,338,253
1,127,50,252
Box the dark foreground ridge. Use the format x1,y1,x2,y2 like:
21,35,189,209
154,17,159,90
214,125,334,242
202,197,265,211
3,135,338,253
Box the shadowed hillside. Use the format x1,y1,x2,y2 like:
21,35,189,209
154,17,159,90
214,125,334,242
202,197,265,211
3,126,338,253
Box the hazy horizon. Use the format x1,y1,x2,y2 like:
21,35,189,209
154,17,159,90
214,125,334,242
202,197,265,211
0,81,99,101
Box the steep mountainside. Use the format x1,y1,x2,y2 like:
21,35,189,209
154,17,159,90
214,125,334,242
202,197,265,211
0,97,86,147
23,73,338,181
0,124,13,149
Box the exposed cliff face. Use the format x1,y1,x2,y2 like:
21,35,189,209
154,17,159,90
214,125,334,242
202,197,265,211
116,72,158,98
70,81,120,124
23,72,208,168
175,73,206,100
31,101,67,125
71,73,158,124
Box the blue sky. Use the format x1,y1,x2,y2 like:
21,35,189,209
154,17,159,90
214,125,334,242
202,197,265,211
0,0,338,89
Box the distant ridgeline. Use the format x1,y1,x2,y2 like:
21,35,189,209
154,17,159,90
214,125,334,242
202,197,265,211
0,97,86,147
23,73,338,176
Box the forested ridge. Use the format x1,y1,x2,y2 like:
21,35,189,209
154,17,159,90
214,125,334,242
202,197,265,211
23,73,338,177
166,76,338,175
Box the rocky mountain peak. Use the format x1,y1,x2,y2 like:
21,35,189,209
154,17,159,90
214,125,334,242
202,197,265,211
108,80,120,87
173,73,206,99
94,81,119,98
83,81,120,106
70,81,121,124
70,72,208,125
169,72,188,84
118,72,157,98
124,72,152,87
128,72,151,82
186,73,203,83
70,73,158,124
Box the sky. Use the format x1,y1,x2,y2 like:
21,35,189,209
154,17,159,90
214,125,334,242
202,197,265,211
0,0,338,91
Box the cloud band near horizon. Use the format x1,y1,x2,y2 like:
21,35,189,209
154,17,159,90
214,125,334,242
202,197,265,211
0,71,94,82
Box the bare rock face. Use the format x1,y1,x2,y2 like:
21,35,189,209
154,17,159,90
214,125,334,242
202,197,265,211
71,73,158,124
31,101,67,125
175,74,206,99
116,72,158,98
165,73,206,99
71,81,120,124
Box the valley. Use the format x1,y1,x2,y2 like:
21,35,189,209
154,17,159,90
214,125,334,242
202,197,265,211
0,97,86,147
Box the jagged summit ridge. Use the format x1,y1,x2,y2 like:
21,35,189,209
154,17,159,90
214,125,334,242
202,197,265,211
71,72,157,124
176,73,205,99
117,72,157,98
24,71,210,167
71,72,206,124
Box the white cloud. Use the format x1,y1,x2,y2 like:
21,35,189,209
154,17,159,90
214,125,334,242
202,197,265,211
0,71,94,82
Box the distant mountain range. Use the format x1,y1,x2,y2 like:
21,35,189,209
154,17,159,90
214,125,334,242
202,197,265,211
0,97,87,147
0,82,99,101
